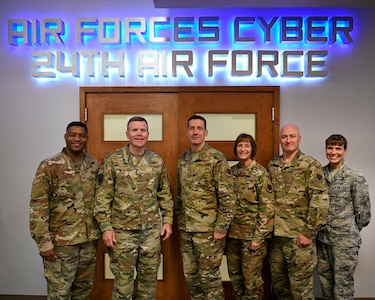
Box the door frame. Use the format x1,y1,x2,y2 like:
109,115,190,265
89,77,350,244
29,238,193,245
80,85,280,300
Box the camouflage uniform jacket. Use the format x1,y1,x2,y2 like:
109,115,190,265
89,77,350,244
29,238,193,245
30,148,100,253
94,146,173,233
176,143,235,234
228,160,274,243
317,162,371,246
267,150,328,239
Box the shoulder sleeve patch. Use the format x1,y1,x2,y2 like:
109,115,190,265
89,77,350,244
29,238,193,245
316,173,323,183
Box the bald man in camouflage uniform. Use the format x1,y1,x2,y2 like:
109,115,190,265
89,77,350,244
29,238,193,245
267,124,329,300
30,121,100,300
317,134,371,300
94,116,173,300
177,115,235,300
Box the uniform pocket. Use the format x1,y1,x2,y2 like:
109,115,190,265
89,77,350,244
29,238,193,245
43,259,62,282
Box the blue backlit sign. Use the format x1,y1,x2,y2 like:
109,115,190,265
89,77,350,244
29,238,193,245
7,9,356,84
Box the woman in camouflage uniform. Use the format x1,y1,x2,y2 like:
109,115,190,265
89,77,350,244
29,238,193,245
317,134,371,300
226,133,274,300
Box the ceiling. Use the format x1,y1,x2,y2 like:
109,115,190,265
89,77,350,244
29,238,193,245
153,0,375,8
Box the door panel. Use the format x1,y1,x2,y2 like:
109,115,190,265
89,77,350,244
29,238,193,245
81,86,279,300
84,91,183,300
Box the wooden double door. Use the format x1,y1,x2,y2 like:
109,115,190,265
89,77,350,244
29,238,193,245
80,86,280,300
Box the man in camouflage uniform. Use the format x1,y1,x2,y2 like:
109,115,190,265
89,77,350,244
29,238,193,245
267,124,329,300
30,121,100,300
227,133,274,300
317,134,371,300
94,116,173,300
177,115,235,300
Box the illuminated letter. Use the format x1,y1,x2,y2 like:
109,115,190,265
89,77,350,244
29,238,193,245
208,50,228,76
199,16,219,42
174,17,194,42
76,18,98,44
32,51,56,78
257,50,278,77
232,50,253,76
99,18,121,44
281,17,302,42
307,16,328,43
8,19,31,45
150,17,170,43
330,17,353,44
138,50,160,76
56,51,80,77
306,50,327,77
234,17,256,42
125,17,146,43
102,51,124,77
258,17,278,43
282,51,303,77
172,50,193,77
40,18,65,45
161,50,167,76
81,50,100,77
31,19,41,45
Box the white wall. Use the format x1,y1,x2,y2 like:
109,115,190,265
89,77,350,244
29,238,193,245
0,0,374,297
